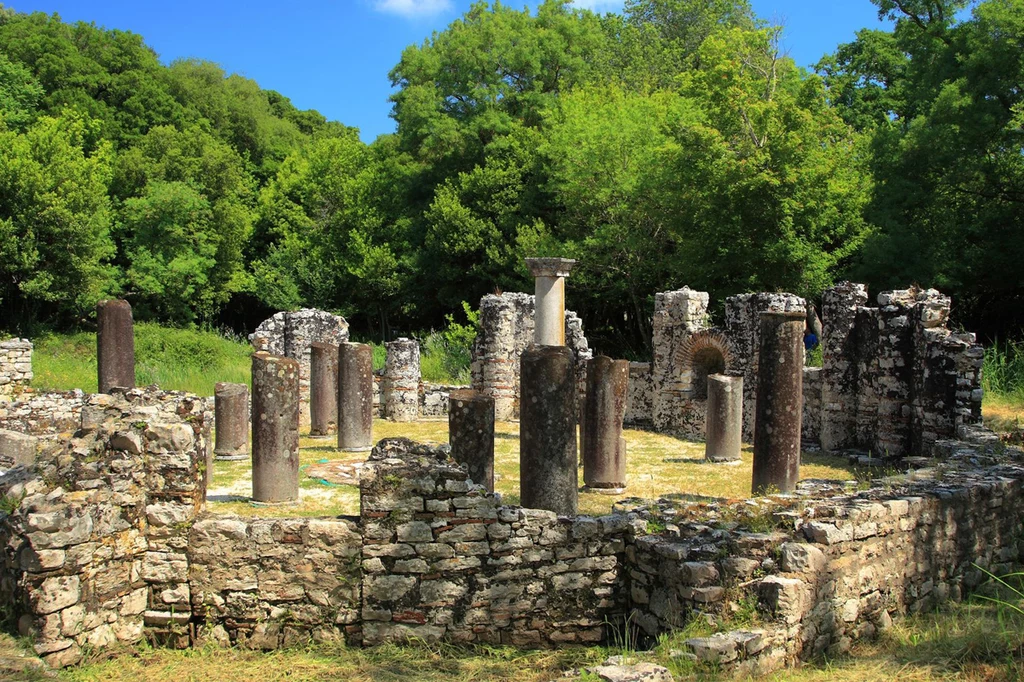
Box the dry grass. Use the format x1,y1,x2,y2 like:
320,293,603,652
982,394,1024,434
0,598,1013,681
205,420,856,518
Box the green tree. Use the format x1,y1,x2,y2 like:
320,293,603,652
0,114,115,322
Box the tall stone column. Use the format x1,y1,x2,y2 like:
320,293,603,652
251,352,299,504
752,311,804,495
309,342,339,438
338,342,373,451
96,299,135,393
383,338,420,422
448,389,495,491
820,282,868,452
525,258,576,346
582,356,629,493
705,374,743,463
520,346,577,515
214,382,248,460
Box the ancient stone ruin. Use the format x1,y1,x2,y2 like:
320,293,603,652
250,309,349,425
0,339,33,394
0,403,1019,674
0,279,1007,679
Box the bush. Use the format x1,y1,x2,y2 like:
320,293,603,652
983,339,1024,401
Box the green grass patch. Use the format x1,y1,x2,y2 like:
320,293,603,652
983,338,1024,403
28,323,252,396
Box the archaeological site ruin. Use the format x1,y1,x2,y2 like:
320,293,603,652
0,271,1020,677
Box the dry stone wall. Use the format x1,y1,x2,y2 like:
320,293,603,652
359,439,635,647
624,437,1024,675
0,387,1019,678
818,285,984,458
189,516,362,648
250,309,349,425
0,389,210,667
0,340,32,393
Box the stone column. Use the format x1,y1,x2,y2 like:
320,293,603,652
520,345,577,515
214,382,248,460
581,356,629,493
383,338,420,422
752,311,804,495
338,342,374,451
448,389,495,491
251,352,299,504
820,282,868,452
525,258,576,346
96,299,135,393
309,342,339,438
705,374,743,463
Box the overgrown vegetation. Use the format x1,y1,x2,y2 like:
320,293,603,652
2,1,1019,354
29,323,251,395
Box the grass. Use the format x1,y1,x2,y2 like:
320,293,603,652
0,593,1016,681
29,323,252,396
206,420,856,518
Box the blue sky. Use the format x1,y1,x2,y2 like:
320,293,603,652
8,1,891,142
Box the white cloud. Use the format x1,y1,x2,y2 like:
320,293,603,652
374,0,454,18
569,0,624,12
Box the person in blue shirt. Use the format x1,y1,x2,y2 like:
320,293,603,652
804,327,818,351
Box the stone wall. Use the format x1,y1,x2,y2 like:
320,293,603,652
0,390,86,441
358,439,635,646
470,293,592,421
802,367,821,445
0,389,211,667
1,405,1021,674
0,339,32,393
624,363,653,427
626,437,1024,674
818,285,984,458
250,309,349,425
189,516,362,648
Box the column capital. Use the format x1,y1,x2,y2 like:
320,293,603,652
526,257,576,278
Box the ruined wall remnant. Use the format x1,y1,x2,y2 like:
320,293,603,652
383,338,420,422
817,285,983,458
0,339,32,393
624,362,653,427
0,389,210,667
469,293,592,421
651,287,711,432
250,309,349,425
1,396,1021,674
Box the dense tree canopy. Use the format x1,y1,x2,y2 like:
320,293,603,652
0,0,1019,351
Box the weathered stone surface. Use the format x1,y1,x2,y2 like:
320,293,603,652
0,429,38,467
338,342,373,450
448,389,495,491
582,356,629,491
0,338,33,394
309,342,339,437
752,311,804,494
526,257,576,346
588,662,673,682
251,352,299,504
520,346,577,516
705,374,743,462
96,300,135,393
214,382,248,460
383,338,420,422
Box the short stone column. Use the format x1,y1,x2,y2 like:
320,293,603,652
383,338,420,422
581,356,629,493
520,345,577,515
97,299,135,393
448,389,495,491
309,342,339,438
338,342,374,451
525,257,576,346
705,374,743,462
752,311,804,494
214,382,248,460
251,352,300,504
